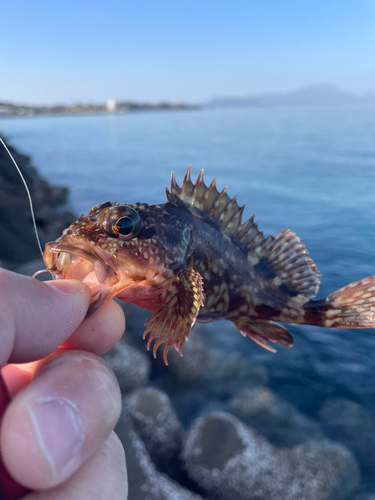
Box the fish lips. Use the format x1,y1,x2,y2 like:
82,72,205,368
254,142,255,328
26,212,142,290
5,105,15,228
42,241,120,287
41,241,123,315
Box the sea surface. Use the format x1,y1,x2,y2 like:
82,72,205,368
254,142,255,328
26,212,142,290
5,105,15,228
1,106,375,418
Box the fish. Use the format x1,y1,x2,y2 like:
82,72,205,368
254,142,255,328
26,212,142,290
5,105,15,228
40,167,375,364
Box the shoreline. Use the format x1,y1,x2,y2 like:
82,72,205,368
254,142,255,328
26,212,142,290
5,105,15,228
0,103,201,119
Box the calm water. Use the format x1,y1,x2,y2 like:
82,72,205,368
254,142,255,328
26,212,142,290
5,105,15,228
2,107,375,416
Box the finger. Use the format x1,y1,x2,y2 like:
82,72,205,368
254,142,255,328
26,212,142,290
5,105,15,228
0,270,91,365
0,374,29,500
1,350,121,490
61,300,125,355
2,363,36,398
22,432,127,500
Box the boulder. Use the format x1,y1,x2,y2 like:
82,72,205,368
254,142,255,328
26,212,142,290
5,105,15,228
229,386,324,446
123,388,183,470
115,301,151,350
162,387,226,427
102,340,151,393
166,331,208,384
181,411,360,500
115,411,202,500
319,397,375,468
201,350,268,397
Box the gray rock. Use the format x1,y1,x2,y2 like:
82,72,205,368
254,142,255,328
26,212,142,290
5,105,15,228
201,350,268,397
0,138,74,266
289,440,360,500
164,388,226,427
115,411,202,500
115,301,152,350
102,340,151,393
117,301,150,330
229,386,324,446
181,411,360,500
123,388,183,467
166,331,208,384
192,398,230,420
319,398,375,468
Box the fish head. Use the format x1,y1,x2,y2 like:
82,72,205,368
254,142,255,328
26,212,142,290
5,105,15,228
42,202,176,312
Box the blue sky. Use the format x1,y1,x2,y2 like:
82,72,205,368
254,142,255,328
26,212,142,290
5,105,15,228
1,0,375,104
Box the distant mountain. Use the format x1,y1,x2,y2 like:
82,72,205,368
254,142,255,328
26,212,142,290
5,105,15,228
205,84,375,109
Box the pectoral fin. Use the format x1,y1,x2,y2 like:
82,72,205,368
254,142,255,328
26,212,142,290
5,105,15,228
143,268,204,364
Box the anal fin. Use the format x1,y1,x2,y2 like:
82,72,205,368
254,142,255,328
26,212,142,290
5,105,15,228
143,268,204,364
232,319,294,353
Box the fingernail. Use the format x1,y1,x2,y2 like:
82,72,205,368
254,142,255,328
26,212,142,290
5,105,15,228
46,279,88,296
28,397,84,476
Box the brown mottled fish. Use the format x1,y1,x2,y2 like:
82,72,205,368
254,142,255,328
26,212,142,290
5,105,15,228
40,167,375,363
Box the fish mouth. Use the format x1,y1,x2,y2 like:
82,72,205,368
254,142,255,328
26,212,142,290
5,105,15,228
43,242,119,286
39,242,122,313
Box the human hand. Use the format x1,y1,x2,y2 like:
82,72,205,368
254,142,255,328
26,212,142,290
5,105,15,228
0,269,127,499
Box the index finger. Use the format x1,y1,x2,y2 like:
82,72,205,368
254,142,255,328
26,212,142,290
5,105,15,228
0,269,91,365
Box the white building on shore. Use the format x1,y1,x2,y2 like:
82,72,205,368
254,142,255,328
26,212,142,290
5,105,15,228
106,99,117,113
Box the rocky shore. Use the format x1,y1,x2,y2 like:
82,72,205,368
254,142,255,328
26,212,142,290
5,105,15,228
2,138,375,499
106,308,375,500
0,136,75,268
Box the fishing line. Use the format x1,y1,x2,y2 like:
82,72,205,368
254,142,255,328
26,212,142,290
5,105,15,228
0,136,44,260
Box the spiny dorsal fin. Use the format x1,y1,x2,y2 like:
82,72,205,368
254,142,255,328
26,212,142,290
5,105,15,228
166,168,320,298
166,167,248,237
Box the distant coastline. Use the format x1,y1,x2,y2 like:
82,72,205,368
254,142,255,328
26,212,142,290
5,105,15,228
2,85,375,119
0,99,200,118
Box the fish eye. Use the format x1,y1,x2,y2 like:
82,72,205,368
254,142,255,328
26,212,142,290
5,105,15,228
114,216,134,236
103,206,143,239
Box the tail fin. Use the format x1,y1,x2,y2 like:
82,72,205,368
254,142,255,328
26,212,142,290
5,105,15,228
305,276,375,328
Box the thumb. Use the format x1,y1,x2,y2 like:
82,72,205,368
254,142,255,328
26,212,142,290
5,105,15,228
0,270,91,365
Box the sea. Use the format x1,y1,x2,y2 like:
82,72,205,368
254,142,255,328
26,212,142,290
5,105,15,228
1,106,375,420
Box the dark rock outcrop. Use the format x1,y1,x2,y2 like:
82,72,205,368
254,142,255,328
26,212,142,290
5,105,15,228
0,137,75,267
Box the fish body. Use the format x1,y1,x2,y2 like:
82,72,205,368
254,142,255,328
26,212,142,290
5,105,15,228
42,167,375,363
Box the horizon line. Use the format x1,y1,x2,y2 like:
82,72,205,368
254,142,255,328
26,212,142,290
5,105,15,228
1,83,375,109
